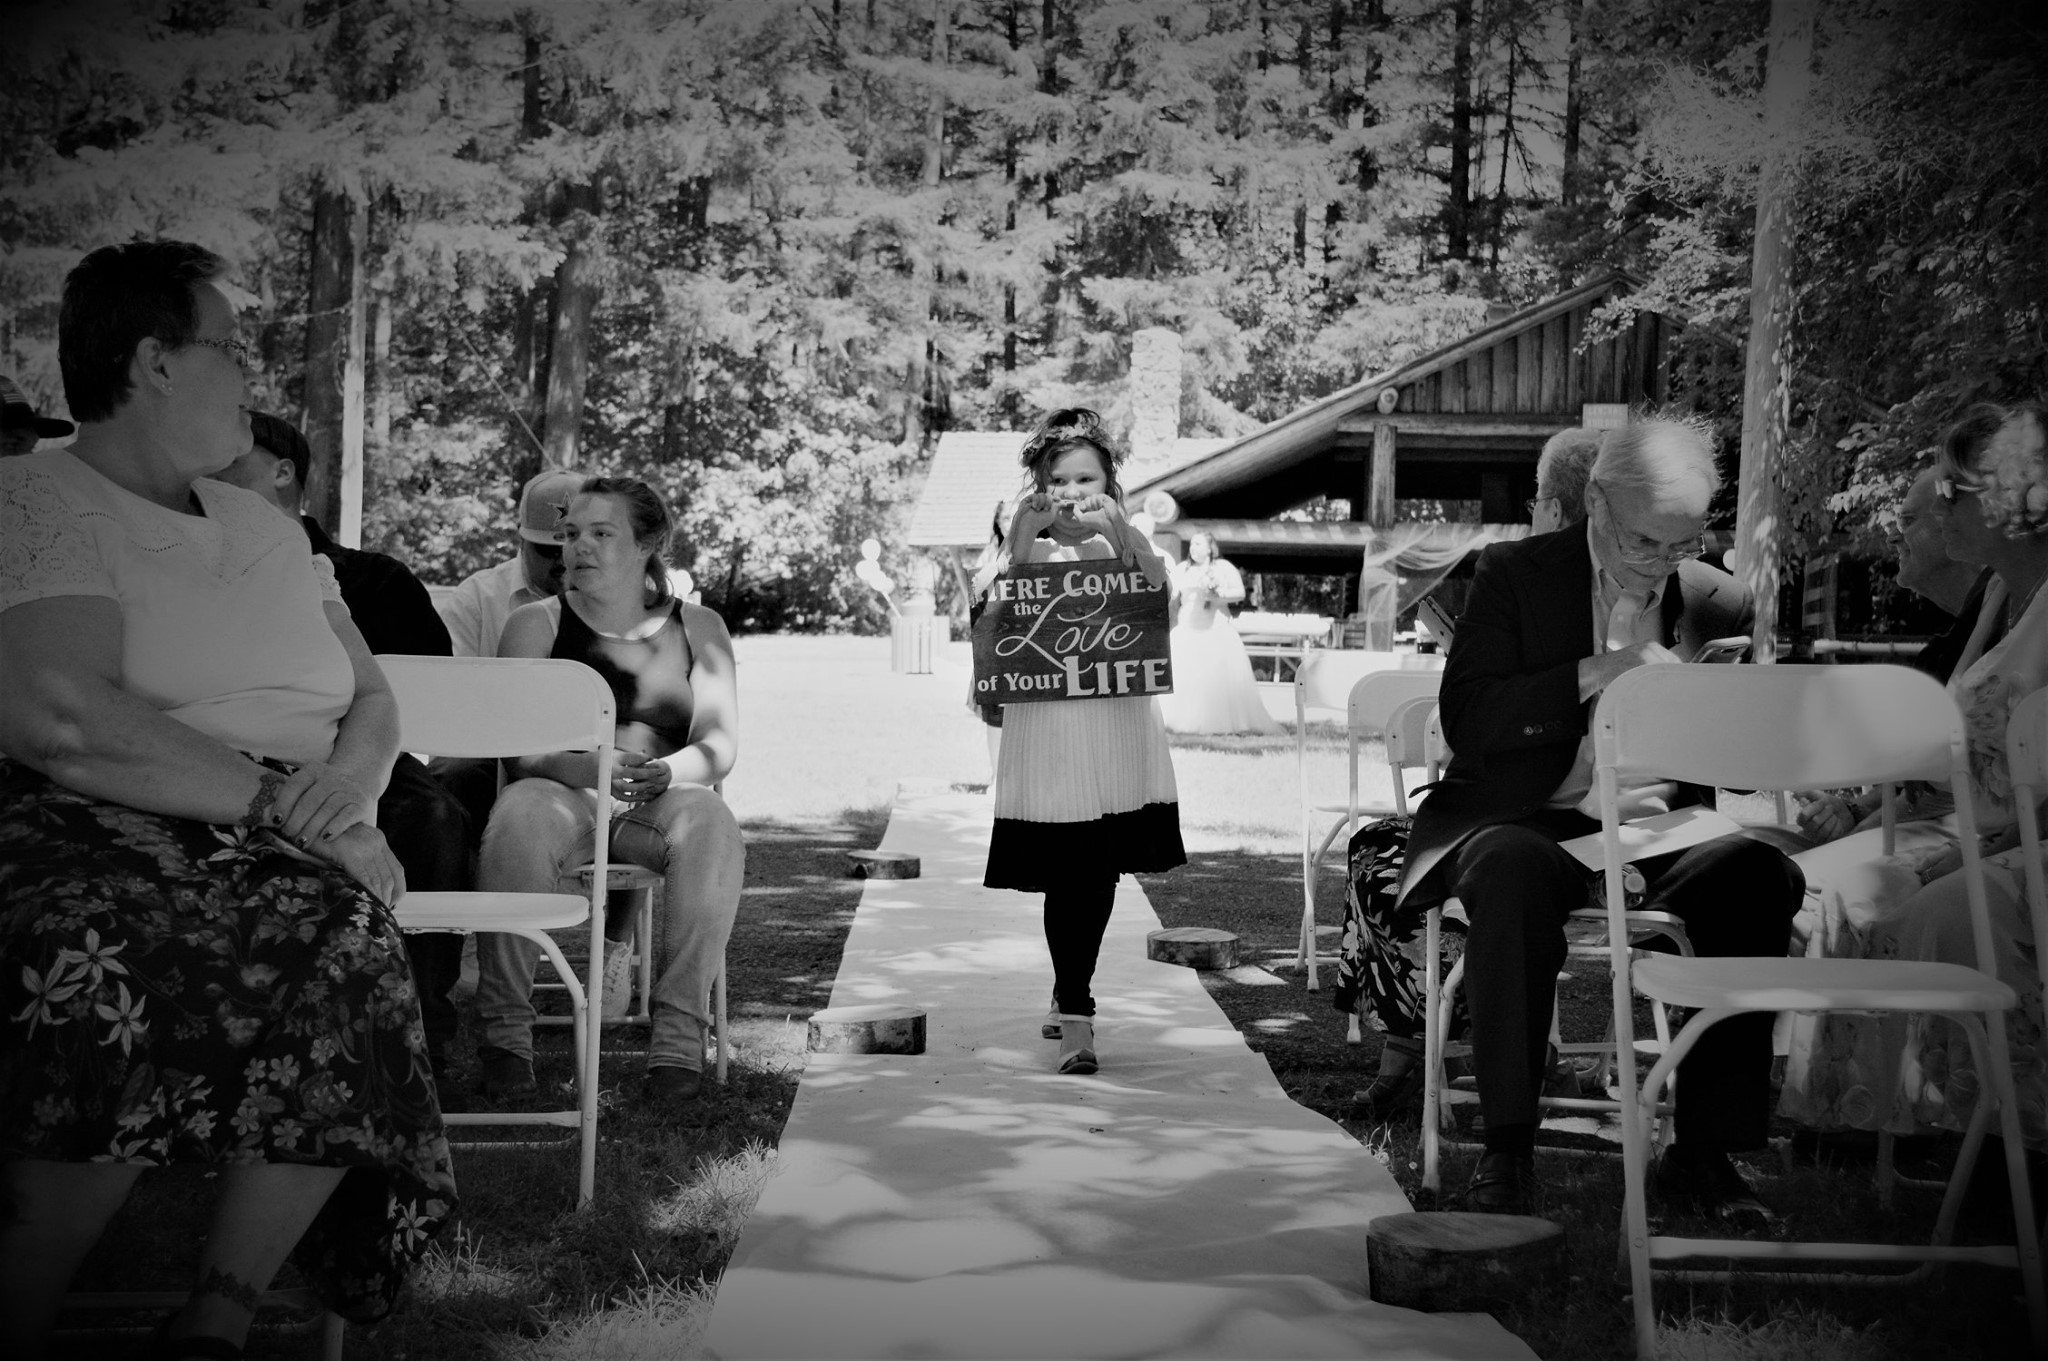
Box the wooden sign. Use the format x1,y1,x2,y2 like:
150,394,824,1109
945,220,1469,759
972,560,1173,704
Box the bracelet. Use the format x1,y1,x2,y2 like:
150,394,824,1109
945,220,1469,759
243,770,286,829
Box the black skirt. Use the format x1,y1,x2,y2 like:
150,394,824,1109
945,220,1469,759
984,802,1186,892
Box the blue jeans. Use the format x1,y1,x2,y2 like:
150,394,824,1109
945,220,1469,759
474,778,744,1070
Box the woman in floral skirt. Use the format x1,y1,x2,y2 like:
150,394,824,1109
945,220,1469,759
0,240,453,1360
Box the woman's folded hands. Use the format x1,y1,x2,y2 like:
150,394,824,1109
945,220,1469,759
272,759,377,846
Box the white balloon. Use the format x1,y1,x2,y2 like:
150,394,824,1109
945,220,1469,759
860,538,882,562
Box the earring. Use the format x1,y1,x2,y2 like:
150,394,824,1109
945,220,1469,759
157,379,174,396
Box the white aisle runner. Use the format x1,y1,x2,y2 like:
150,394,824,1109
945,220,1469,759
705,789,1532,1359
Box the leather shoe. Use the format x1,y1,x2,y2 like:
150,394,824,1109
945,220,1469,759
644,1064,704,1103
1652,1148,1777,1227
477,1045,537,1102
1464,1150,1539,1215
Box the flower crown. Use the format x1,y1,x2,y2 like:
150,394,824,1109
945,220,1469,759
1019,407,1125,472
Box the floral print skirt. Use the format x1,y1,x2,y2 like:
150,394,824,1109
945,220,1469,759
0,759,456,1321
1331,815,1467,1043
1780,840,2047,1149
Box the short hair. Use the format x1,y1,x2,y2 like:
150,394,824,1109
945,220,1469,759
577,475,676,609
1589,413,1721,502
1535,428,1602,522
248,411,311,492
1019,407,1127,503
59,240,228,423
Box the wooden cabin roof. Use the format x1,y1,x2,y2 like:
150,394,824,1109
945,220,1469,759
1129,274,1672,518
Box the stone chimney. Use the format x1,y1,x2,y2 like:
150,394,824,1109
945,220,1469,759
1127,328,1182,468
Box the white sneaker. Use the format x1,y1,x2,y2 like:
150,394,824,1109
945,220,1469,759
601,937,635,1021
1056,1016,1097,1075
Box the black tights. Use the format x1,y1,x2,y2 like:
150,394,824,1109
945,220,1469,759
1045,878,1118,1016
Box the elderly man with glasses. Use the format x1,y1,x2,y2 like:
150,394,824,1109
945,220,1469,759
1394,415,1805,1222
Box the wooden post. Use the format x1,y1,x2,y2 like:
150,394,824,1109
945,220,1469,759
1733,0,1816,664
1369,422,1397,527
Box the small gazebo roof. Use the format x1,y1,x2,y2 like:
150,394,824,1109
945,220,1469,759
905,431,1229,550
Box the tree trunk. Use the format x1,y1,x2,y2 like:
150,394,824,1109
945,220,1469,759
1489,41,1517,269
1002,0,1019,401
302,185,353,533
907,0,949,449
338,192,367,547
507,26,550,483
369,275,392,459
1734,0,1817,664
1445,0,1474,260
541,233,599,470
1561,0,1583,204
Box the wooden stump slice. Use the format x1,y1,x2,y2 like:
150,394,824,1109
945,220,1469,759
1146,927,1241,971
848,849,921,879
1366,1211,1565,1315
807,1004,927,1055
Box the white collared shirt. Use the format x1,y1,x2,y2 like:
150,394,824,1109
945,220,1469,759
436,554,550,658
1546,556,1678,816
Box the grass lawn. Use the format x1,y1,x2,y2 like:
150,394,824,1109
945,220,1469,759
60,637,2041,1359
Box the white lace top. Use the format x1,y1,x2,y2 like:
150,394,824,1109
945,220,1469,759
0,450,354,763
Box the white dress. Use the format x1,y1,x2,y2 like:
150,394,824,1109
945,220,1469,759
985,531,1183,891
1156,557,1280,735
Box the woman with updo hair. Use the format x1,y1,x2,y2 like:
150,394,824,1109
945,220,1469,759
1782,401,2048,1158
475,476,745,1106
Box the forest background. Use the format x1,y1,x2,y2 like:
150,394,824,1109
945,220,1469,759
2,0,2043,633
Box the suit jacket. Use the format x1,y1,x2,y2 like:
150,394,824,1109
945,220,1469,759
301,516,453,659
1395,520,1754,903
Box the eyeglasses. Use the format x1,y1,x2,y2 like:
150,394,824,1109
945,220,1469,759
1595,486,1705,567
1936,475,1984,503
186,336,260,373
1611,529,1705,568
1524,496,1557,516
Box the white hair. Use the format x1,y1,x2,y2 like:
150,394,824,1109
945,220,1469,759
1590,413,1721,501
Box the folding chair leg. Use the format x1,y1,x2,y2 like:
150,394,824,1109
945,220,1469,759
713,960,729,1083
1968,1017,2048,1347
635,888,656,1024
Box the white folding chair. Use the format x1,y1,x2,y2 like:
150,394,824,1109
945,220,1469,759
1875,685,2048,1224
1294,656,1444,987
377,655,616,1210
1417,713,1692,1198
559,826,732,1084
1593,663,2046,1358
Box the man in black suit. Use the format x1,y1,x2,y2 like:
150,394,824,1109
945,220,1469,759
1398,416,1804,1218
214,414,475,1092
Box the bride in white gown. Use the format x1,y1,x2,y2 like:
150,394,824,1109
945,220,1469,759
1156,531,1281,735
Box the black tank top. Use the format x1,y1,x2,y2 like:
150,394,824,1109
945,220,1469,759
550,597,697,754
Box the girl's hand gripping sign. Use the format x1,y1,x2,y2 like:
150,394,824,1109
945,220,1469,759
972,562,1175,703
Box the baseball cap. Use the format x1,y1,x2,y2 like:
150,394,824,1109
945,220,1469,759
518,468,587,544
0,375,75,439
248,411,312,488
